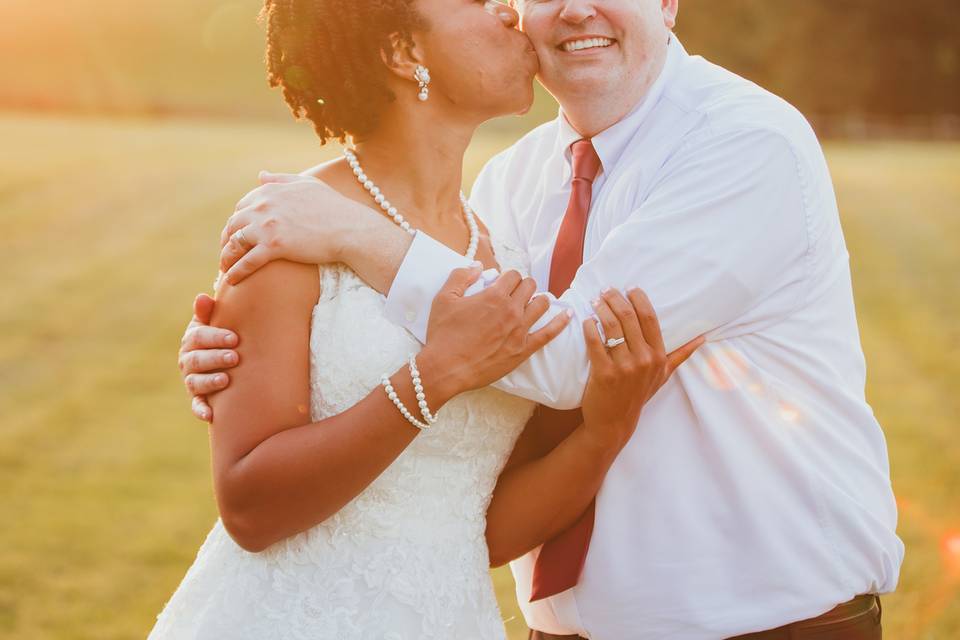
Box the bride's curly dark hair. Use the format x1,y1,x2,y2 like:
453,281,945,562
258,0,427,145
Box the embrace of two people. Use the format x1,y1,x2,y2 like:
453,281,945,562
151,1,903,638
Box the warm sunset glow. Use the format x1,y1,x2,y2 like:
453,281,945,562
942,532,960,576
778,402,801,424
699,347,751,391
944,533,960,559
1,1,954,637
696,348,805,426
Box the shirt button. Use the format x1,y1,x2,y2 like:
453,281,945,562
405,310,417,323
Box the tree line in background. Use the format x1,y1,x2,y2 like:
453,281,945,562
681,0,957,117
676,0,959,136
1,0,957,136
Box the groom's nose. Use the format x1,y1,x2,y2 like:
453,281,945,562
559,0,598,24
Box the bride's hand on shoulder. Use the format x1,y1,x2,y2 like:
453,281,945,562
416,267,572,401
580,288,704,450
217,171,373,286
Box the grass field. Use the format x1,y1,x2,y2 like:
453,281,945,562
1,112,958,639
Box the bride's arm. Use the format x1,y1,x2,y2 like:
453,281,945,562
208,260,436,551
209,260,568,552
484,289,703,567
485,407,619,568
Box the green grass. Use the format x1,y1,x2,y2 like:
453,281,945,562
1,113,957,639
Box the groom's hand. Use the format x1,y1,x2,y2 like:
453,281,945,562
217,171,391,286
178,293,241,422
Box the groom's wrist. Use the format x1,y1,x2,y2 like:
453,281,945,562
336,205,413,285
334,213,368,265
326,198,380,264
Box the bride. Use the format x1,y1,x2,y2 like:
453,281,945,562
153,0,697,638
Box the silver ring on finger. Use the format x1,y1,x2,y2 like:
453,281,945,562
234,227,250,249
605,336,627,349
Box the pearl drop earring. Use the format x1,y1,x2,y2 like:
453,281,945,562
414,65,431,102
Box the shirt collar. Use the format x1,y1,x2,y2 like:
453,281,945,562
555,34,687,175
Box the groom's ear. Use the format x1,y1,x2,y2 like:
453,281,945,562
380,32,424,84
662,0,679,29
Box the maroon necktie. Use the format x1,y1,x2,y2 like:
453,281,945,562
529,138,602,602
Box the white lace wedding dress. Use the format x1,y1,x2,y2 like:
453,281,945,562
148,242,535,640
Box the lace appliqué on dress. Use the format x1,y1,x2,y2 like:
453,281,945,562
150,243,535,640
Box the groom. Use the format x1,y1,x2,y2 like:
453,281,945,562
179,1,902,638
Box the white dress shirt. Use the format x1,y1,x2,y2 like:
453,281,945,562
383,36,903,639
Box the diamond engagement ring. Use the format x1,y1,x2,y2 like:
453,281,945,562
605,337,626,349
234,228,249,248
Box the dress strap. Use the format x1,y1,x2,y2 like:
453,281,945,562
317,264,344,302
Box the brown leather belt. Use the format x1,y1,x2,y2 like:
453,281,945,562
727,594,881,639
529,594,881,640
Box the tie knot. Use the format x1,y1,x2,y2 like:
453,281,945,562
570,138,601,183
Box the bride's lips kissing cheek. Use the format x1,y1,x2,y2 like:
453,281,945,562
492,3,540,81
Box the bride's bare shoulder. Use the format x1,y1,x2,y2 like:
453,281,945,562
299,156,352,187
213,260,320,332
299,155,372,211
297,157,337,180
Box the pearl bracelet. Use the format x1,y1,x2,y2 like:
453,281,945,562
408,354,439,426
381,373,431,431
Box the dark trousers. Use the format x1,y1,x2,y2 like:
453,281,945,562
529,594,881,640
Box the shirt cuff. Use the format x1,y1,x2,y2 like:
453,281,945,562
384,231,485,343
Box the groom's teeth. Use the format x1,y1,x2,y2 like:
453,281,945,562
562,37,614,53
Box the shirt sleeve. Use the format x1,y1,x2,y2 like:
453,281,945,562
385,127,812,409
383,230,479,343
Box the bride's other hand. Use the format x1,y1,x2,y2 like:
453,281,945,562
218,172,377,286
581,288,704,449
417,267,572,400
179,293,240,422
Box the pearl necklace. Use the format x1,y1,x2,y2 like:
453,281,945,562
343,147,479,260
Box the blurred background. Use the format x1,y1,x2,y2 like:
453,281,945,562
1,0,957,638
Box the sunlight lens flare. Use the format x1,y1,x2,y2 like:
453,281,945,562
778,402,801,424
698,347,751,391
943,532,960,570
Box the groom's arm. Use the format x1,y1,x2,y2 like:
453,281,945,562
364,127,814,409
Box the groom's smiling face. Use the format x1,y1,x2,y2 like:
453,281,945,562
513,0,678,105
